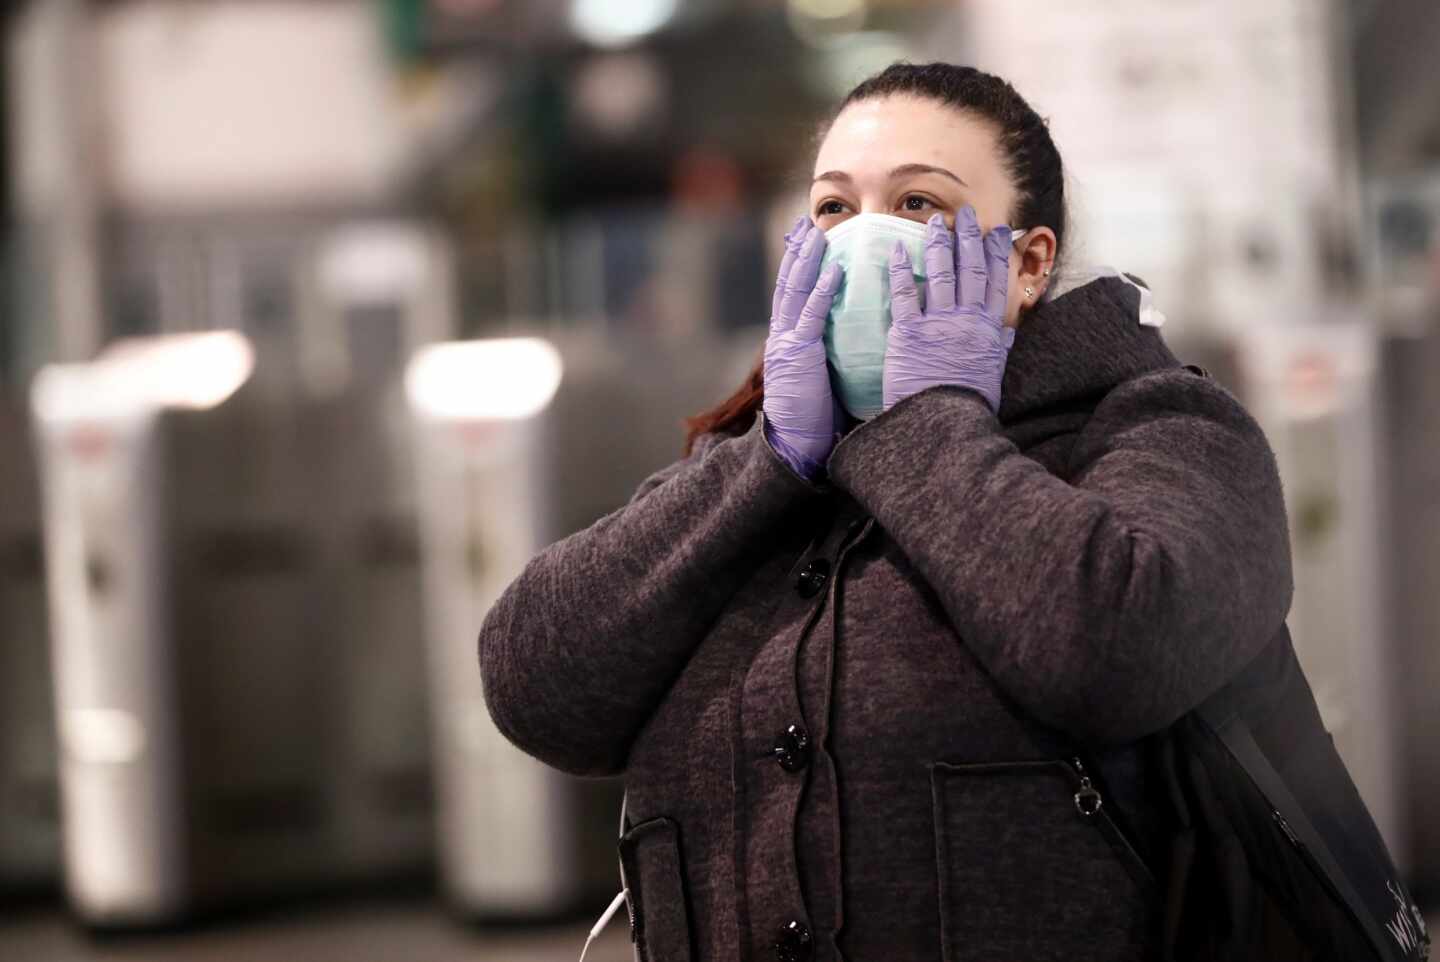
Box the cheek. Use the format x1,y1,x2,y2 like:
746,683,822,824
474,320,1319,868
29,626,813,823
1004,250,1022,289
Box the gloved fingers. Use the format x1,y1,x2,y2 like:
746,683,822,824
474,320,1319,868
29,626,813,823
956,204,988,310
794,262,843,342
888,241,923,326
923,213,956,313
982,225,1014,323
777,225,827,329
771,215,812,330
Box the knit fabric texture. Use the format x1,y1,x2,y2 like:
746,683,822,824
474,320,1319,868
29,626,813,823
478,274,1294,961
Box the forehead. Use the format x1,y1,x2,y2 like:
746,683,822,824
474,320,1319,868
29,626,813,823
813,95,1007,191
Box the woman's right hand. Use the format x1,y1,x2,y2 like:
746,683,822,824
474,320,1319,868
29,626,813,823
763,215,844,480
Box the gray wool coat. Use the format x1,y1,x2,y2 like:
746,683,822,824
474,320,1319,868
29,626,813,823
477,273,1295,962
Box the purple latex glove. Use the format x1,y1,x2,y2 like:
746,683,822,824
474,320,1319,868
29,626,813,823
763,215,845,480
883,206,1016,414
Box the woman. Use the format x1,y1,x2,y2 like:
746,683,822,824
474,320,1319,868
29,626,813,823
478,62,1293,962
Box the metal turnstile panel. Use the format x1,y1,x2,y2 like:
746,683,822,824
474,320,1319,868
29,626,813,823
309,386,434,885
408,328,763,917
0,397,61,895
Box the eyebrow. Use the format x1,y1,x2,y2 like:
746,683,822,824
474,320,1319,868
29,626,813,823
811,163,969,188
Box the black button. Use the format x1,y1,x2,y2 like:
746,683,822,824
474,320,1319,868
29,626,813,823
773,724,811,773
775,919,814,962
794,558,830,598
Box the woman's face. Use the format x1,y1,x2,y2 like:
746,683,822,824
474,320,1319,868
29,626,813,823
809,95,1055,328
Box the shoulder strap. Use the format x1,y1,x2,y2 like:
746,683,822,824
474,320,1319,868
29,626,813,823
1194,705,1400,962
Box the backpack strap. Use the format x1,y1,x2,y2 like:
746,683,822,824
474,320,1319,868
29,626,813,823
1194,705,1400,962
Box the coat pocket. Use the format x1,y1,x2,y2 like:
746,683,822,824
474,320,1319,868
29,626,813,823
618,816,694,962
931,759,1158,962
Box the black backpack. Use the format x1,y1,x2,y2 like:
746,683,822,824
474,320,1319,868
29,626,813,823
1150,365,1430,962
1151,621,1429,961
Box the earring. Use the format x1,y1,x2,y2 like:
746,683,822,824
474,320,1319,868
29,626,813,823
1043,269,1051,277
1024,286,1035,299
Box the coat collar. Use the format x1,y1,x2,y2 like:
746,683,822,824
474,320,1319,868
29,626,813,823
995,274,1181,424
834,273,1182,435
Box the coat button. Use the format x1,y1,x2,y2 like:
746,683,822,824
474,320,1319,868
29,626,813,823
794,558,830,598
773,724,811,773
775,919,814,962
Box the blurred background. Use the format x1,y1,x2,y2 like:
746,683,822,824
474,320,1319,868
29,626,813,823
1,0,1438,958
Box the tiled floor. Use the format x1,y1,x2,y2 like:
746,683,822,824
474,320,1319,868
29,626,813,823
0,899,634,962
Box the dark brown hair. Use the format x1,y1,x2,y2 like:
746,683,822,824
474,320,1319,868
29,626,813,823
681,61,1068,455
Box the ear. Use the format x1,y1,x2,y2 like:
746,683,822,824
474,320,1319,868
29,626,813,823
1017,227,1058,306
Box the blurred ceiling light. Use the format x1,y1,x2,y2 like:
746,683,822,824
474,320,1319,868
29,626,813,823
571,53,668,141
33,332,256,423
569,0,679,49
788,0,867,43
806,31,912,96
405,338,563,421
104,332,256,411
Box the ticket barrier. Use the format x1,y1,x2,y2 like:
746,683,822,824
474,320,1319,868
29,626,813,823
406,328,756,919
31,333,433,925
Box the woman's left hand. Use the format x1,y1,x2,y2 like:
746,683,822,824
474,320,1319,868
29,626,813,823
882,205,1016,415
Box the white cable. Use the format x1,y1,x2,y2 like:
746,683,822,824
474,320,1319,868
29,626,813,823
578,889,629,962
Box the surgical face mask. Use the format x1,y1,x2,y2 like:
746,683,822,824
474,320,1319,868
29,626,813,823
819,212,1028,420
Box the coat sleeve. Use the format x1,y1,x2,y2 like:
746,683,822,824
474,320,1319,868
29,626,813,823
478,411,831,776
824,371,1294,748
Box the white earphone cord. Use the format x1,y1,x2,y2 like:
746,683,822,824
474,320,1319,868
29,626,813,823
578,888,629,962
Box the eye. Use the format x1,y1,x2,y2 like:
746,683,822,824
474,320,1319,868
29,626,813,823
813,198,853,230
901,194,938,212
